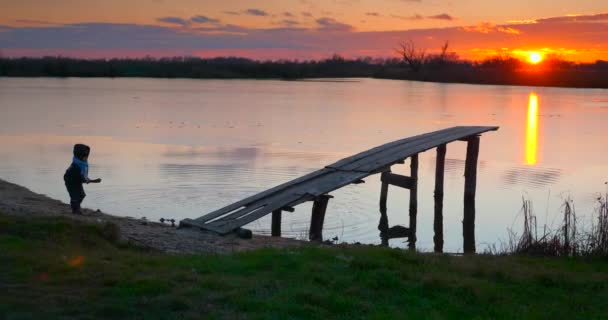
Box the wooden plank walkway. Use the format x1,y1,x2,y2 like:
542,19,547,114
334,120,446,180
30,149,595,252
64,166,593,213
181,126,498,236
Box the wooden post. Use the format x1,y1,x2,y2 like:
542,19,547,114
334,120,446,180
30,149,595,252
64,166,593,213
463,136,480,254
271,209,282,237
408,154,418,250
378,171,390,246
309,195,330,242
434,144,446,253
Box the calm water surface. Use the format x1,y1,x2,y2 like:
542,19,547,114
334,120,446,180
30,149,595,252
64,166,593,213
1,78,607,251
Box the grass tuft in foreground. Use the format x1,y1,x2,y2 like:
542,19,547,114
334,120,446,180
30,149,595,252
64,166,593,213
506,193,608,257
1,213,608,319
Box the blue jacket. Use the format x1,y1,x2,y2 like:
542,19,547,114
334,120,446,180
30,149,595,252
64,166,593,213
64,157,90,187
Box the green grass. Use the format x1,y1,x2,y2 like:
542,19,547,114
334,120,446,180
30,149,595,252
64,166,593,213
1,213,608,320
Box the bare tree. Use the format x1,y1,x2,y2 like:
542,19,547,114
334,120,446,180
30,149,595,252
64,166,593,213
438,41,449,63
396,40,427,72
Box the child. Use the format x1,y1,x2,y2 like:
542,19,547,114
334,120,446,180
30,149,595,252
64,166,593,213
64,144,101,215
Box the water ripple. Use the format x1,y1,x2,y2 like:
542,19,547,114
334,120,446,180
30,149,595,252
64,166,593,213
501,166,562,189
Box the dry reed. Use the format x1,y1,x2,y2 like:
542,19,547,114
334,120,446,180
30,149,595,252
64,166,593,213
508,186,608,257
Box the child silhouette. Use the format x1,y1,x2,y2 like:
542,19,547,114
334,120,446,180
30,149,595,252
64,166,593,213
63,144,101,214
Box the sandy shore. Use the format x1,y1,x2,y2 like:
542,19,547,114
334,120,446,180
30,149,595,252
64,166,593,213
0,178,305,254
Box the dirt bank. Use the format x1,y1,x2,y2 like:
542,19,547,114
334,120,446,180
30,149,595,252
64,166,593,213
0,178,305,254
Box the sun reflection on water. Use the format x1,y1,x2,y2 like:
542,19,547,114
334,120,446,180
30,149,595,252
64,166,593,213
526,93,539,165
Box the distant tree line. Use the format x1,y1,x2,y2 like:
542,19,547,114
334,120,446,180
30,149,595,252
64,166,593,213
1,50,606,88
0,55,392,79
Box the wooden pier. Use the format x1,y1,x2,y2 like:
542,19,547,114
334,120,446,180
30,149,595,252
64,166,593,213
180,126,498,253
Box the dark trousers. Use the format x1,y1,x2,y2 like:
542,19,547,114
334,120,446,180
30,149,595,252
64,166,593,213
66,183,86,213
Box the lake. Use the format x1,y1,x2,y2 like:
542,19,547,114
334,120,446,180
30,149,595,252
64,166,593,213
1,77,606,251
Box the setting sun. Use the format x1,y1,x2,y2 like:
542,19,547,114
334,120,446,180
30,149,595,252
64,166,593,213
528,52,543,64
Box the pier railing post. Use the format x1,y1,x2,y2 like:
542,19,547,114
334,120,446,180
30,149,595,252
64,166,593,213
271,209,282,237
409,154,419,250
310,195,331,242
463,136,480,254
378,171,390,246
434,144,446,253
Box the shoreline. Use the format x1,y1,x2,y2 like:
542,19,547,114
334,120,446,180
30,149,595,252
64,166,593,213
0,178,305,254
2,74,607,89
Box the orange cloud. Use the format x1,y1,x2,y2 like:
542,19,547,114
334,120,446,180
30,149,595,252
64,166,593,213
507,12,608,25
537,12,608,23
462,22,521,34
507,19,537,24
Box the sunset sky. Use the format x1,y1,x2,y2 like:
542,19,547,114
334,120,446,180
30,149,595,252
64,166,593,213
1,0,606,62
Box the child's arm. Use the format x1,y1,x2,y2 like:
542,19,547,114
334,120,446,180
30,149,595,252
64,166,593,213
89,178,102,183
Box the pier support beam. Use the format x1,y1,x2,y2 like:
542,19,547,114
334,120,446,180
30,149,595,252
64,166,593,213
409,154,419,250
463,136,480,254
310,195,331,242
378,171,390,246
434,144,446,253
271,210,282,237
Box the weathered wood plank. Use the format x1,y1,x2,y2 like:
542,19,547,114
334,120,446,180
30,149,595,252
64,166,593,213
202,202,266,224
202,171,356,224
352,127,494,172
209,194,307,234
381,172,415,189
340,127,471,173
199,126,494,227
331,126,486,171
197,171,366,233
193,168,333,223
387,226,411,239
187,126,498,236
271,209,282,237
326,127,457,169
463,136,480,254
434,144,446,253
408,154,418,250
310,195,330,241
221,195,304,228
294,171,369,198
378,171,390,246
360,126,496,172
